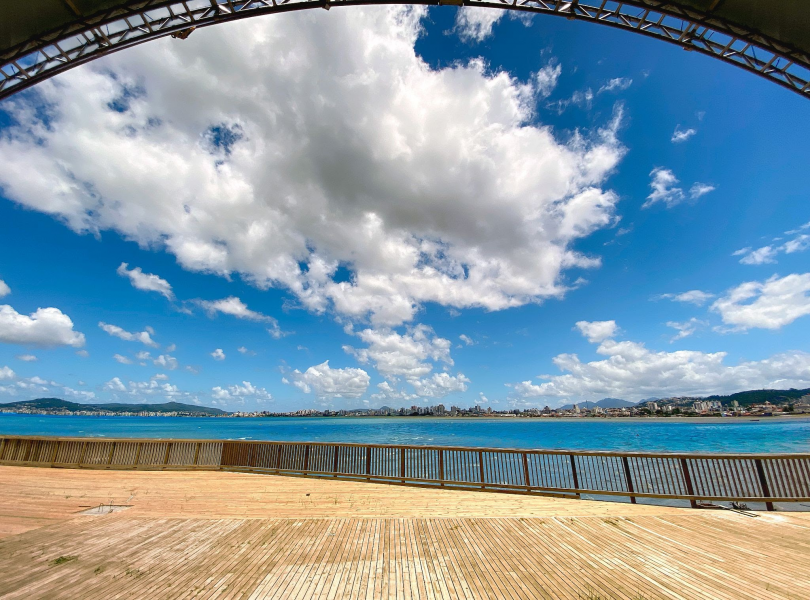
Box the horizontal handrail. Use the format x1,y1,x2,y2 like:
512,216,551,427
2,434,807,460
1,435,808,510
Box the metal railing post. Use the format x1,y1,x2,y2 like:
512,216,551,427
522,452,531,491
569,454,580,498
680,458,698,508
622,456,636,504
755,459,775,511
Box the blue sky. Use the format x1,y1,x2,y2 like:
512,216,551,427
0,6,808,411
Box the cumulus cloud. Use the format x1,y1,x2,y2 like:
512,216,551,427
574,320,617,343
459,334,474,346
711,273,810,331
0,305,85,347
286,361,370,400
210,348,226,361
657,290,715,306
0,8,625,328
113,353,133,364
598,78,632,94
0,366,14,380
510,324,810,402
0,280,9,297
671,126,697,143
409,372,469,398
344,325,452,380
99,322,158,347
643,168,714,209
343,324,468,398
153,354,179,370
104,377,127,392
117,262,175,300
211,381,272,404
454,7,504,42
15,354,37,362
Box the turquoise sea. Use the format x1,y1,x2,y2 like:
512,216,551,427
1,413,809,453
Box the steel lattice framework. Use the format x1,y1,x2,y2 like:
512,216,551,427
1,0,809,102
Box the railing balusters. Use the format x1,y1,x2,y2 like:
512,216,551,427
1,435,809,507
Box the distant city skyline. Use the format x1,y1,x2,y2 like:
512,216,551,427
0,6,809,411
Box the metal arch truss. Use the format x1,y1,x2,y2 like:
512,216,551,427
1,0,810,102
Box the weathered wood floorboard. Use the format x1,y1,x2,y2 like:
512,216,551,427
0,467,808,599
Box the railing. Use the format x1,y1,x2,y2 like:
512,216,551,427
2,435,809,510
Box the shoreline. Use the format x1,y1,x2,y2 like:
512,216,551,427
2,412,809,423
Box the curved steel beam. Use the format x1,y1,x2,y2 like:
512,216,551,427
1,0,809,102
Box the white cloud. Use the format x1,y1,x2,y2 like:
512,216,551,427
738,245,778,265
197,296,270,321
574,320,617,343
534,63,562,99
510,325,810,402
211,381,272,404
113,353,133,364
166,343,176,352
643,168,714,209
104,377,127,392
76,349,89,358
210,348,226,361
459,334,474,346
666,318,706,342
116,262,174,300
196,296,288,337
152,373,169,380
0,280,9,298
657,290,715,306
344,325,452,380
409,372,469,398
0,8,625,328
153,354,179,370
689,183,715,199
785,221,810,236
734,232,810,265
286,361,370,400
237,346,255,355
342,324,469,398
671,126,697,143
454,7,504,42
598,78,632,94
370,380,418,402
98,322,158,347
711,273,810,331
15,354,37,362
0,366,14,380
62,386,96,401
0,305,85,347
784,234,810,254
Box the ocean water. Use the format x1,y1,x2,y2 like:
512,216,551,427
2,413,809,453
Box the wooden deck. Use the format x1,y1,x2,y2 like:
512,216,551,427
0,466,808,599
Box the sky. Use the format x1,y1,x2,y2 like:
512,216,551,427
0,6,808,412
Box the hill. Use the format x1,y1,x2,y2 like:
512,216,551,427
0,398,227,416
558,398,636,411
703,388,810,407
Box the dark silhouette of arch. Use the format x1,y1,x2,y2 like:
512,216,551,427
1,1,809,101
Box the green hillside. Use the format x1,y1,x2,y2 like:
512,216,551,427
0,398,228,415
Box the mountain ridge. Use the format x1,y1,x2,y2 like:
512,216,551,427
0,398,227,415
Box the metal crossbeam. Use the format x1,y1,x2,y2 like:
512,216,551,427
1,0,809,101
